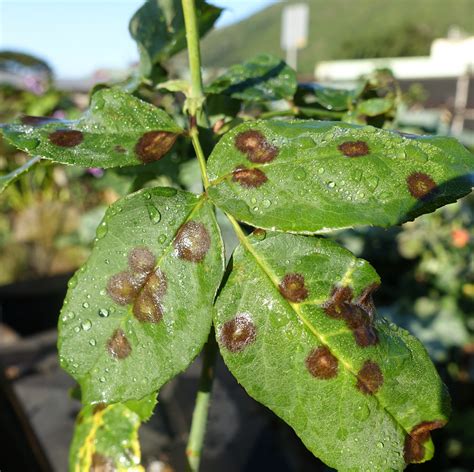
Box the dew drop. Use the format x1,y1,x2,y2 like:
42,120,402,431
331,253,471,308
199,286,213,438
82,319,92,331
99,289,106,296
294,167,307,180
96,222,108,239
146,204,161,224
326,181,336,189
354,404,370,421
99,376,106,383
68,276,78,289
98,308,109,318
143,191,152,200
89,339,96,346
262,199,271,208
377,442,384,449
250,197,257,204
67,311,76,320
158,234,167,244
74,326,80,333
82,302,90,309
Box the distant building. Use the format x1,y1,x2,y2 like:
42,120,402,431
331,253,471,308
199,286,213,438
315,35,474,137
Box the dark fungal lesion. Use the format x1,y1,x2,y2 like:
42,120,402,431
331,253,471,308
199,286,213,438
406,172,438,200
356,360,383,395
173,221,211,263
337,140,370,157
322,283,380,347
220,314,257,353
403,420,446,463
232,166,268,188
278,273,309,303
106,246,167,323
90,452,116,471
48,129,84,147
134,130,178,163
107,328,132,360
234,130,278,163
21,115,61,126
305,346,338,379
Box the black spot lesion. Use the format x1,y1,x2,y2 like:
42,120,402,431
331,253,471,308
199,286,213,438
356,360,383,394
235,130,278,163
173,221,211,263
220,314,256,353
232,165,268,188
135,130,178,163
305,346,338,379
48,129,84,147
338,140,370,157
107,328,132,360
404,420,446,464
21,115,61,127
406,172,438,201
278,273,309,302
106,246,167,323
323,283,380,347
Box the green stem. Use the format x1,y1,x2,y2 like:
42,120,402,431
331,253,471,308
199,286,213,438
190,127,209,190
186,330,218,472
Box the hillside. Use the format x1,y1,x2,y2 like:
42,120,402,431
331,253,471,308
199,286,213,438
201,0,474,74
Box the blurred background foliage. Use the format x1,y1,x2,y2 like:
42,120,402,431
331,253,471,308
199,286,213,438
0,47,473,470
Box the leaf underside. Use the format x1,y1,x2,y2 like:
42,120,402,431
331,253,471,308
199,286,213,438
207,120,474,233
69,392,156,472
0,88,182,169
214,231,450,471
58,187,224,404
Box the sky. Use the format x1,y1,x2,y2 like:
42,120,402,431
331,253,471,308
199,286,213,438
0,0,277,78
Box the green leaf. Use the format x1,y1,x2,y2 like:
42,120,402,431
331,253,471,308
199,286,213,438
0,88,182,169
214,231,450,470
206,54,297,101
356,97,395,117
129,0,221,77
58,187,225,403
207,120,474,233
69,393,156,472
0,156,41,193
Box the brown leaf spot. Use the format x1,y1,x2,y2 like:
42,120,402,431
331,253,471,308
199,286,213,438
92,402,107,414
232,166,268,188
344,304,379,347
406,172,437,200
90,452,116,471
356,283,380,317
106,271,140,305
132,269,167,323
174,221,210,262
107,329,131,360
21,115,60,126
235,130,278,163
404,420,446,464
305,346,338,379
356,360,383,395
323,285,354,319
278,273,309,302
128,247,155,273
338,141,369,157
135,131,177,163
220,315,256,353
49,129,84,147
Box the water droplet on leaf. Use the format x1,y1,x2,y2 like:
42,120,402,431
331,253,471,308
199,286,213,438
147,204,161,224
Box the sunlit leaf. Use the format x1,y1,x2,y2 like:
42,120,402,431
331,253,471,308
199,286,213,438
215,231,450,470
207,120,474,233
206,54,297,102
0,88,182,168
129,0,221,77
0,156,41,193
58,187,224,403
70,392,156,472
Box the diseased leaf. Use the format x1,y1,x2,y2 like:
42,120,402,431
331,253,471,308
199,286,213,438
214,231,450,470
129,0,221,77
206,54,297,102
70,393,156,472
0,156,41,193
207,120,474,233
58,187,224,403
0,88,182,169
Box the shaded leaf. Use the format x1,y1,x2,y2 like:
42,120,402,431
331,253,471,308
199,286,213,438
356,97,395,117
70,393,156,472
58,187,224,403
206,54,297,101
0,156,41,193
129,0,221,77
215,231,450,470
0,88,182,168
207,120,474,233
